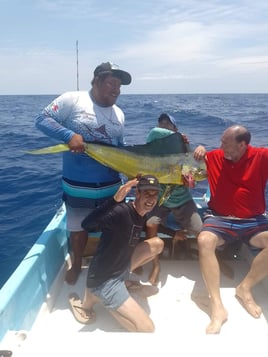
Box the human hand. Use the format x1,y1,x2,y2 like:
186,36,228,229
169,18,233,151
182,172,195,188
181,133,189,144
68,134,85,152
193,145,206,160
114,178,139,202
173,230,187,242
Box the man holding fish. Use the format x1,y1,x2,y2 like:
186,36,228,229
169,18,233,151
36,62,132,285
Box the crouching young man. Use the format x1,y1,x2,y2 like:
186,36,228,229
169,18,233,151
69,175,164,332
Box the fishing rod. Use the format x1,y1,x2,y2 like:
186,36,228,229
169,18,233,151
76,40,79,91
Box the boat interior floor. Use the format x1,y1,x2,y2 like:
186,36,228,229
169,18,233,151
2,247,268,357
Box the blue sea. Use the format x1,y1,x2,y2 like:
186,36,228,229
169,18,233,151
1,93,268,289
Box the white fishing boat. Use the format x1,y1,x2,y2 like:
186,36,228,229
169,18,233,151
0,194,268,357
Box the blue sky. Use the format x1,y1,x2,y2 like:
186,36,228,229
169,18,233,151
1,0,268,94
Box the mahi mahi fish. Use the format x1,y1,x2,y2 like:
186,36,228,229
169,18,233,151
27,136,207,186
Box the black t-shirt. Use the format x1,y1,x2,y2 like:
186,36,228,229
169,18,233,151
82,198,148,288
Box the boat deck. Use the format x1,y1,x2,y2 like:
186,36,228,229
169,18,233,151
2,247,268,357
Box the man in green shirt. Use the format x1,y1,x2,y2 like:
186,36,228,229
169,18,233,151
146,113,203,284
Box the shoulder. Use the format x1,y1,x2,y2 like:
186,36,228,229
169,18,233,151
248,145,268,160
248,145,267,153
60,91,82,98
207,149,223,157
55,91,88,104
146,127,174,143
112,201,130,214
112,104,124,116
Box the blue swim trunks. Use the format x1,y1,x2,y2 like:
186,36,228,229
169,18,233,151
201,211,268,252
89,269,130,310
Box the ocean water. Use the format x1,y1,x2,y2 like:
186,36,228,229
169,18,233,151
1,93,268,289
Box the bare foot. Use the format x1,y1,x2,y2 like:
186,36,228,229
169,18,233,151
125,280,143,291
65,266,81,285
235,286,262,318
125,281,159,297
206,308,228,334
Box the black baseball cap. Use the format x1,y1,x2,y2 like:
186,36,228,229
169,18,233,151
93,62,131,85
137,175,161,191
158,113,177,128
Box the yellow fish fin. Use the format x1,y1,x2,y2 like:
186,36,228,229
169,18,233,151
25,144,70,154
158,184,174,206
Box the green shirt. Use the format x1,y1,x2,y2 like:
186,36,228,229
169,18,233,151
146,127,192,208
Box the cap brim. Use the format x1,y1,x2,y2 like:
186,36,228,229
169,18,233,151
138,185,161,191
112,69,131,85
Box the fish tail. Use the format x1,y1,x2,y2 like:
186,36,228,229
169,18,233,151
25,144,70,155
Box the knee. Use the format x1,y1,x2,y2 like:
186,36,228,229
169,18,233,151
197,232,217,252
145,237,164,255
155,237,164,254
197,232,207,246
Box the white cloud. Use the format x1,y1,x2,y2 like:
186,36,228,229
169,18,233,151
0,0,268,93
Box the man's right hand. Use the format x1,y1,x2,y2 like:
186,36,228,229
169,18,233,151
68,134,85,152
114,178,138,202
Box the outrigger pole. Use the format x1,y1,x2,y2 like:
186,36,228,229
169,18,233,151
76,40,79,91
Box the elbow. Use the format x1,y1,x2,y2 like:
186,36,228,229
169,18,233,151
35,114,45,129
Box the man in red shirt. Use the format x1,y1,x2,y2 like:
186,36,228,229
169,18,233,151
194,125,268,334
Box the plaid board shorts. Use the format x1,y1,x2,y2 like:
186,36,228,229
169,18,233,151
201,212,268,253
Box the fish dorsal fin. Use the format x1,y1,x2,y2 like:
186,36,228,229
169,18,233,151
124,132,188,155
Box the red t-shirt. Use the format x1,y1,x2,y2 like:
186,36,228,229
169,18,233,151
206,146,268,218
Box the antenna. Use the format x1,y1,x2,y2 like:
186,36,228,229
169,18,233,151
76,40,79,91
